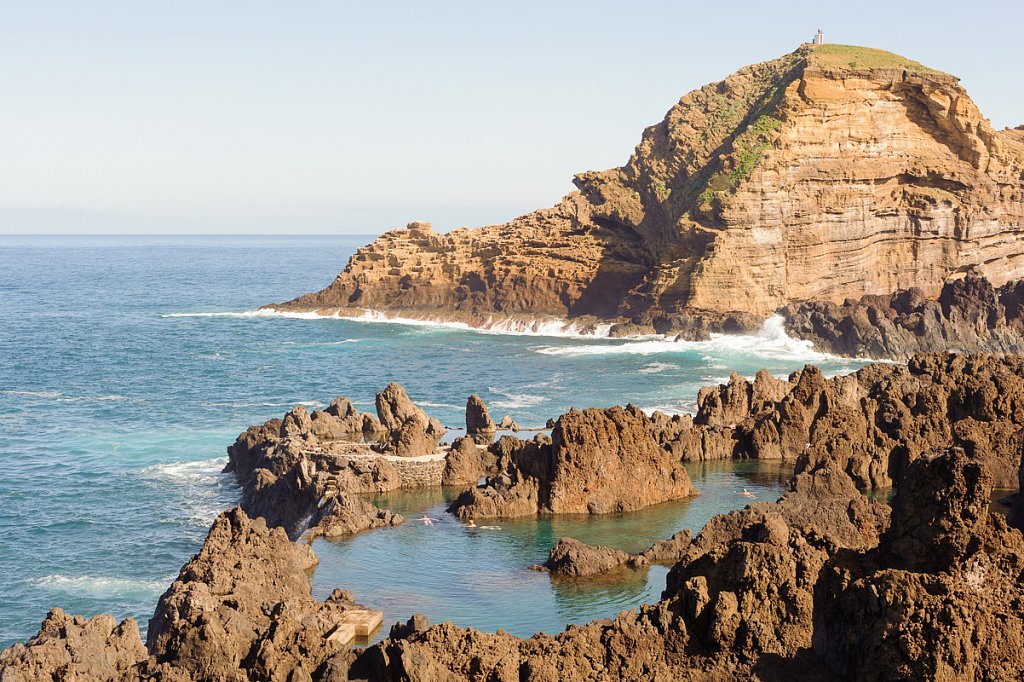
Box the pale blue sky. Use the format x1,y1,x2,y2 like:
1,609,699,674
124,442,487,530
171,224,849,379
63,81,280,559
2,1,1021,235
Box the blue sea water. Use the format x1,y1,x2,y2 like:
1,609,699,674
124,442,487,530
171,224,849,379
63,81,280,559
0,235,866,649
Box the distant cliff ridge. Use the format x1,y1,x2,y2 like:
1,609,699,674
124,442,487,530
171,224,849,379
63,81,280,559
269,44,1024,334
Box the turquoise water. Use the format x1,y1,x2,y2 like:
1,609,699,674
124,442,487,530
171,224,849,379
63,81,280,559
313,460,792,641
0,235,865,649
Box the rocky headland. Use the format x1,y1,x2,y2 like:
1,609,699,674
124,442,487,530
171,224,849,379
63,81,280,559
266,44,1024,360
3,352,1024,679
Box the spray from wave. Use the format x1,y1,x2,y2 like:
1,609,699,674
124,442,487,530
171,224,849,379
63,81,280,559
160,308,615,339
534,315,837,362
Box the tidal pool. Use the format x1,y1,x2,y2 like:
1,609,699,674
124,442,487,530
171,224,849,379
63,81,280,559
311,459,792,641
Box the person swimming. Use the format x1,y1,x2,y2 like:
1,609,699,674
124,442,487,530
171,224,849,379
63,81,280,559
464,518,477,528
741,488,756,498
415,514,436,526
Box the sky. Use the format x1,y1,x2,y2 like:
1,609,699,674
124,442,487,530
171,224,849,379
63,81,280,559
1,1,1022,235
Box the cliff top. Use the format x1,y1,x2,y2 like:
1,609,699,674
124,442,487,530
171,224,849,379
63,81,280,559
806,43,944,74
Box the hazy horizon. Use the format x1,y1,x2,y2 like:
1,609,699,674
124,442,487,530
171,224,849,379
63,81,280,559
3,0,1022,236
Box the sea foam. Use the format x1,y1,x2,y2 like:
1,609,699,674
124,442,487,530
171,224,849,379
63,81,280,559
161,307,615,339
534,315,836,363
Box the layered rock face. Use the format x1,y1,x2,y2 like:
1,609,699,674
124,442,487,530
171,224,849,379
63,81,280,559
269,45,1024,329
449,405,697,519
653,353,1024,490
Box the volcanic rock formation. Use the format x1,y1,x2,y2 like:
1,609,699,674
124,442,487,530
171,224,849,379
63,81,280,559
268,44,1024,338
782,272,1024,359
652,353,1024,491
449,405,697,519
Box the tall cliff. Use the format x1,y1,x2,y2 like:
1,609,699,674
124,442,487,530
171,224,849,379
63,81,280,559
271,44,1024,323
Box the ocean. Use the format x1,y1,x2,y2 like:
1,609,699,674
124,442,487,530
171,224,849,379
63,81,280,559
0,235,866,648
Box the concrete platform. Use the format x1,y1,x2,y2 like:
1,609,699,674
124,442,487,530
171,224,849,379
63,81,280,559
325,608,384,645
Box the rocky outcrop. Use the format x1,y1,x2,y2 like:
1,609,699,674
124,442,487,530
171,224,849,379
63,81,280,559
813,450,1024,680
6,354,1024,680
1,509,374,681
449,405,697,519
312,493,404,539
465,394,495,436
0,610,147,681
268,45,1024,334
440,436,496,486
536,538,644,577
782,272,1024,359
535,530,694,577
223,384,447,538
653,353,1024,491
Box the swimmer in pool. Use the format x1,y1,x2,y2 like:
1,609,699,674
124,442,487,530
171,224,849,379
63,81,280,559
464,519,477,528
741,488,756,498
415,515,436,526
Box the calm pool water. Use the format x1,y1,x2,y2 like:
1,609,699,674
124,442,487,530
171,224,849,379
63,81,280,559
312,459,792,640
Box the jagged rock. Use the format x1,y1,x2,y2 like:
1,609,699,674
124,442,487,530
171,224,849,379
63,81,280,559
145,508,362,680
813,450,1024,680
654,353,1024,491
384,418,438,457
450,406,696,519
641,530,693,564
497,415,520,431
783,273,1024,359
389,614,430,641
313,494,404,538
280,404,313,438
0,609,146,681
465,394,495,435
376,382,430,432
441,436,495,486
538,537,643,577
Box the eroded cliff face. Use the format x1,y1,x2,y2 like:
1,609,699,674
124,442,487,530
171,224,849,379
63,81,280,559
271,45,1024,323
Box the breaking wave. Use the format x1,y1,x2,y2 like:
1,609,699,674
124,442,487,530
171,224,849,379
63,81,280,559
488,387,549,409
534,315,835,362
160,308,615,339
32,574,171,596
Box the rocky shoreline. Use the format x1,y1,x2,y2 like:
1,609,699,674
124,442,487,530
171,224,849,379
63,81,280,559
3,352,1024,679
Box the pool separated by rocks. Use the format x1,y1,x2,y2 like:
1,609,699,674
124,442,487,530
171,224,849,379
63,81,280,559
310,459,793,642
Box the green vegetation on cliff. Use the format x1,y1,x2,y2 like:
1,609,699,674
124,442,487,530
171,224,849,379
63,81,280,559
808,44,942,74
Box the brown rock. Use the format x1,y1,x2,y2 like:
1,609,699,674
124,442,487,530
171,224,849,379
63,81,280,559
313,494,403,538
376,382,430,432
465,394,495,435
0,609,146,681
450,406,697,519
539,537,638,577
268,46,1024,334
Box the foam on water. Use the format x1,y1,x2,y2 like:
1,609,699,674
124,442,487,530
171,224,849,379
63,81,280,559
534,315,838,363
488,387,549,409
31,575,171,596
161,307,616,339
639,362,677,374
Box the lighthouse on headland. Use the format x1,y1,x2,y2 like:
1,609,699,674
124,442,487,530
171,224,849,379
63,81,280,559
813,29,824,45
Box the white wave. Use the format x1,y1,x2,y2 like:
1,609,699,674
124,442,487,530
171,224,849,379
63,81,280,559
281,339,359,347
161,307,615,339
1,390,63,398
639,362,676,374
534,315,836,363
139,457,228,482
418,401,460,409
488,387,548,409
33,574,171,595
